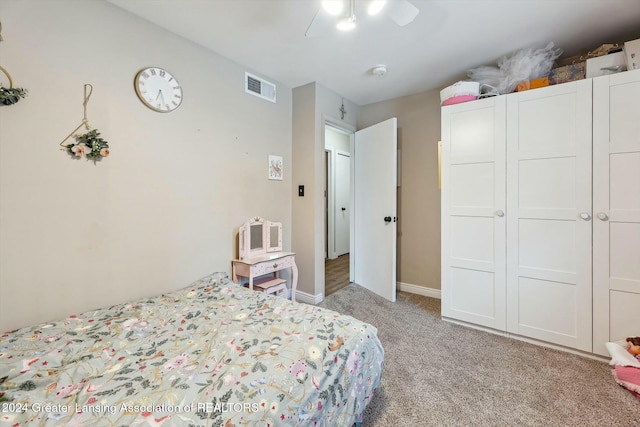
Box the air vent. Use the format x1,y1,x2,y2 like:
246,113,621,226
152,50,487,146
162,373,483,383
245,72,276,103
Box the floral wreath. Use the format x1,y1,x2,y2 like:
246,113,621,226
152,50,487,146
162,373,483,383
65,129,110,159
59,85,110,160
0,65,28,105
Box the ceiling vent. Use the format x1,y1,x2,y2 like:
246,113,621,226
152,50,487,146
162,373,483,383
245,72,276,103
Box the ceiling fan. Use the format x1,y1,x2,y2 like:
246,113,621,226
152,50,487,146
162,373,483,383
305,0,420,37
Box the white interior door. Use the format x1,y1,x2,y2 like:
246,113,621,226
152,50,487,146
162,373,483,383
506,80,593,352
334,151,350,257
353,118,397,301
441,96,507,330
593,70,640,356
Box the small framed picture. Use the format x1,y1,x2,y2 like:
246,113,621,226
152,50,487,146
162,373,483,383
268,155,283,180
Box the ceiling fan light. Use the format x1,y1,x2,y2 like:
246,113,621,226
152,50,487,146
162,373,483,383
322,0,344,16
336,16,356,31
367,0,386,16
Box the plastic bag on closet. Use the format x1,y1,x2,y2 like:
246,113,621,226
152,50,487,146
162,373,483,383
468,42,563,94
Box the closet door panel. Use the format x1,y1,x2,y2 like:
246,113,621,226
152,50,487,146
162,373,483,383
450,216,494,266
610,291,640,341
518,277,578,340
450,163,494,209
506,81,593,352
450,268,495,318
518,219,576,273
441,97,506,330
517,93,576,153
610,223,640,288
450,108,495,159
609,81,640,146
610,152,640,213
593,70,640,356
518,157,576,210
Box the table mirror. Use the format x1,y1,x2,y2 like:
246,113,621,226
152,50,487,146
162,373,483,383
239,217,282,259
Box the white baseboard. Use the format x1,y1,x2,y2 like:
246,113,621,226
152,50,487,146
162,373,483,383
442,317,609,363
295,290,324,305
397,282,441,299
295,282,439,303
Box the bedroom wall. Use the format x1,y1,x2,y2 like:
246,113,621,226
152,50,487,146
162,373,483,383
358,89,442,292
0,0,292,331
292,83,358,302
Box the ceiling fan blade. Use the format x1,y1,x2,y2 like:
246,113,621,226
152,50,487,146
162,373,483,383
386,0,419,26
305,8,334,38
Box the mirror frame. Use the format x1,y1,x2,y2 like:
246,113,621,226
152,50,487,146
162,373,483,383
266,220,282,253
238,216,283,259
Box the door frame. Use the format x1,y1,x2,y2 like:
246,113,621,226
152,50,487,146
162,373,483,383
325,146,334,259
322,116,356,286
333,149,351,258
325,146,351,260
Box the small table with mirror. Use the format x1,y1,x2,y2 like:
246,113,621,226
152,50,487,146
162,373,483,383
232,216,298,301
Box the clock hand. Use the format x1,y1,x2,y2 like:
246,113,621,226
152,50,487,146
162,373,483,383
156,89,166,106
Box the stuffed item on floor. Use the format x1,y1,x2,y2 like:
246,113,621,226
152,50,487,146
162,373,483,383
613,365,640,398
606,337,640,399
627,337,640,360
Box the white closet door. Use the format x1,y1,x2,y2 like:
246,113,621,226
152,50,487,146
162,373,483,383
506,81,592,351
441,97,507,330
593,70,640,356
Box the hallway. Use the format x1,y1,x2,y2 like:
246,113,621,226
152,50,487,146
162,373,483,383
325,254,350,296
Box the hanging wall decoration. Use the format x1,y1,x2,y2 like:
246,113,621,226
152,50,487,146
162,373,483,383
59,84,110,160
268,155,283,180
0,65,28,106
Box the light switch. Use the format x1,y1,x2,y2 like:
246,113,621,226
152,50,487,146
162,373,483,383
298,185,304,197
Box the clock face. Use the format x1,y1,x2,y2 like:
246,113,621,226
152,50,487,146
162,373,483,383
134,67,183,112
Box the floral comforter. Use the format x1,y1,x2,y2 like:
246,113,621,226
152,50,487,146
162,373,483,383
0,273,383,426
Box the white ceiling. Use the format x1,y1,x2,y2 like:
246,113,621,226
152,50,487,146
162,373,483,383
108,0,640,106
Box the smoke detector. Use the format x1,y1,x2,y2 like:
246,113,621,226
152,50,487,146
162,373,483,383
371,65,387,76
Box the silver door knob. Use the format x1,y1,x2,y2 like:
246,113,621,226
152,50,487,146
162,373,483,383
597,212,609,221
580,212,591,221
496,210,505,217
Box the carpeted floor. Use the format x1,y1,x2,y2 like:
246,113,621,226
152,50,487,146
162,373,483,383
319,283,640,426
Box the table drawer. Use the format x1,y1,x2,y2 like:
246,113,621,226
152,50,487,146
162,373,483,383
253,255,294,276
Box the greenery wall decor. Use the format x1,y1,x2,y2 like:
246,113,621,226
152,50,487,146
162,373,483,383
64,129,110,159
59,84,110,160
0,65,28,105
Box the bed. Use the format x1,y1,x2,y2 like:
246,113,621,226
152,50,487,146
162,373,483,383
0,273,384,426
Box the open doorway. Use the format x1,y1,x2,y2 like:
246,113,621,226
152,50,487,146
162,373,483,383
324,123,352,296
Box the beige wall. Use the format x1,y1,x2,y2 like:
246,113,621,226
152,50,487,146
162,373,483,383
358,89,442,290
0,0,292,331
291,84,317,298
292,83,358,301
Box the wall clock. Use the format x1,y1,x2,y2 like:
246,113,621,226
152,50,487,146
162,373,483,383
134,67,182,112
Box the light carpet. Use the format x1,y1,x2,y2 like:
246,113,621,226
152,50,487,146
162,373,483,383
319,284,640,426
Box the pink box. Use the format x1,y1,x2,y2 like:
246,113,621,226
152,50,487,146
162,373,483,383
440,81,480,105
441,95,478,106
